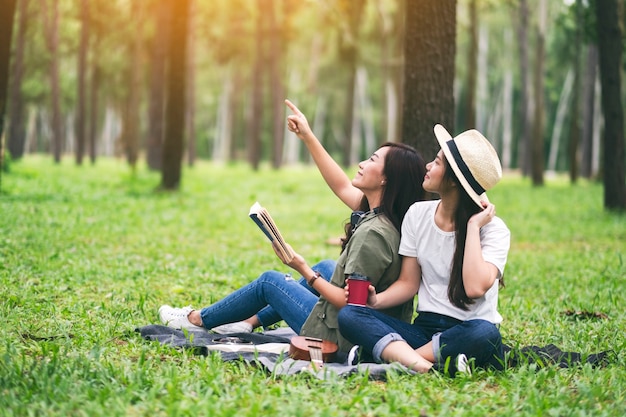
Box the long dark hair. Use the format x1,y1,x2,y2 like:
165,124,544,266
341,142,426,251
444,157,483,310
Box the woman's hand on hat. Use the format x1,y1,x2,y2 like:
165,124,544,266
469,201,496,229
285,99,313,141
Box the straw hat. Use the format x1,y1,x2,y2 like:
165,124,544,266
434,124,502,208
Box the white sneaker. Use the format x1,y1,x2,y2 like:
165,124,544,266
158,305,206,331
347,345,360,366
456,354,472,375
211,321,253,334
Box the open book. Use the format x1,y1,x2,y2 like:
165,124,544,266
249,202,295,262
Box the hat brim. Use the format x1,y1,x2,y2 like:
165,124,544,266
433,124,489,208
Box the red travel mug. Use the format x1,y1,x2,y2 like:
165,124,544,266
347,274,370,306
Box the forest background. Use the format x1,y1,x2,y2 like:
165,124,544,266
1,1,626,415
1,0,625,208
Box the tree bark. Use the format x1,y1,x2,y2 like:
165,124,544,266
515,0,531,175
75,0,89,165
7,0,28,160
248,2,264,171
568,0,583,182
402,0,456,161
531,0,546,186
338,0,365,167
268,0,286,169
595,0,626,210
186,0,196,167
161,0,189,190
0,0,17,192
465,0,478,129
43,0,63,163
146,0,169,171
581,44,598,178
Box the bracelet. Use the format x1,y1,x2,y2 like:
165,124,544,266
308,271,322,287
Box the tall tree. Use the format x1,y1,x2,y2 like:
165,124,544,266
121,1,144,170
247,2,264,171
42,0,63,163
531,0,546,186
0,0,17,191
581,44,598,179
74,0,89,165
268,0,286,169
338,0,365,166
402,0,456,161
88,0,103,164
146,0,169,171
186,0,196,167
161,0,190,190
595,0,626,210
465,0,478,129
7,0,28,160
515,0,531,175
568,0,583,183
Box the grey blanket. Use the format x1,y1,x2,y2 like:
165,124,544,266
136,325,413,380
136,325,615,379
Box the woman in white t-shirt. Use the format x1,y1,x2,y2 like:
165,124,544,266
339,124,511,375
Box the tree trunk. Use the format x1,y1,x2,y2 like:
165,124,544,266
581,44,598,178
515,0,531,175
186,0,196,167
161,0,189,190
595,0,626,210
402,0,456,161
502,29,514,170
531,0,546,186
123,1,143,170
268,0,286,169
568,0,583,182
213,70,233,163
7,0,28,160
146,0,168,171
0,0,17,192
248,2,264,171
465,0,478,129
338,0,365,167
75,0,89,165
375,0,403,143
88,44,100,164
43,0,63,163
547,69,574,172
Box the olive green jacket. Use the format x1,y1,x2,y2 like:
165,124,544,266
300,211,414,353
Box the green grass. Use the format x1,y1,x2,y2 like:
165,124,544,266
1,155,625,417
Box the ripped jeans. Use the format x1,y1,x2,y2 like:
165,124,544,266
199,260,336,333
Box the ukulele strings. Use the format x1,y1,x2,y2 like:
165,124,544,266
307,340,324,366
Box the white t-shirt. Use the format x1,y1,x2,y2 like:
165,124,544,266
399,200,510,324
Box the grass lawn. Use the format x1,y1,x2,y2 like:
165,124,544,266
1,155,625,416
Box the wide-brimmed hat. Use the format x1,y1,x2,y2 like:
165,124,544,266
434,124,502,208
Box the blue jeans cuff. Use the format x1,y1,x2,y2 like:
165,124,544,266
432,332,442,361
373,332,405,363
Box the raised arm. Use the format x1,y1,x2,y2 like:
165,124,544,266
285,99,363,210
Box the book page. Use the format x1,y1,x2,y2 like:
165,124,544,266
249,202,295,262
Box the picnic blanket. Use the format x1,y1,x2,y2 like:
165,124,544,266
136,325,413,380
136,325,615,380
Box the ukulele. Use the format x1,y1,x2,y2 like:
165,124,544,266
289,336,339,366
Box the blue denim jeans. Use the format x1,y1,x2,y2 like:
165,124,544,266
338,306,504,371
199,260,336,333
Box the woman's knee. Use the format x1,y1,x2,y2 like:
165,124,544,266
257,270,287,286
338,305,368,330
